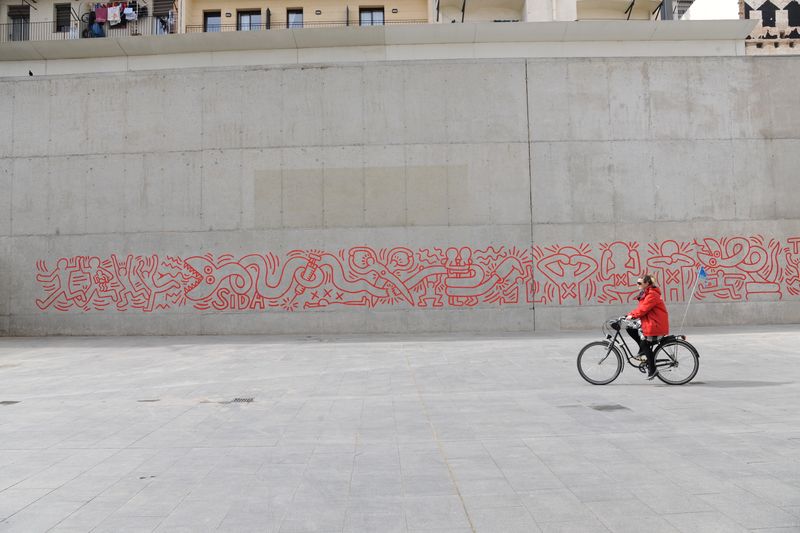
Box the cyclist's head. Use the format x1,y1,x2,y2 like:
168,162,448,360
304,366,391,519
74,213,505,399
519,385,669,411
638,274,656,288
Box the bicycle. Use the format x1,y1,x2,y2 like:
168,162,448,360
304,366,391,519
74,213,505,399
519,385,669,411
577,317,700,385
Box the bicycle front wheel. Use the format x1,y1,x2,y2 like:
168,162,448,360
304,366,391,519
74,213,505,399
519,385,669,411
577,341,623,385
655,340,699,385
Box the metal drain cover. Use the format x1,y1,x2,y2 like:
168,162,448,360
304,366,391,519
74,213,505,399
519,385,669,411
137,399,160,403
590,404,629,411
232,398,254,403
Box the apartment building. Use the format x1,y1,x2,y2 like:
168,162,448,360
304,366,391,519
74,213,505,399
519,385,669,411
0,0,176,41
0,0,672,43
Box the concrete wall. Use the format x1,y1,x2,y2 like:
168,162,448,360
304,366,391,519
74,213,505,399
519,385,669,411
1,55,799,335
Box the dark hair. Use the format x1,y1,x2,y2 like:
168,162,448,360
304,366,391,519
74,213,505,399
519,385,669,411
642,274,657,287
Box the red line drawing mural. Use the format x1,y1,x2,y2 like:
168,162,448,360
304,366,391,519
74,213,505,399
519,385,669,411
35,235,800,312
533,243,598,305
597,241,642,304
694,235,783,301
786,237,800,297
647,240,696,304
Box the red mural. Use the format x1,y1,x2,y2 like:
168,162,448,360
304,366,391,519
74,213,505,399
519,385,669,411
35,235,800,312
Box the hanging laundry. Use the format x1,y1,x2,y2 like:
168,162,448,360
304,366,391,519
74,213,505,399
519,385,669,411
95,5,108,23
123,6,137,20
90,21,105,36
108,5,122,25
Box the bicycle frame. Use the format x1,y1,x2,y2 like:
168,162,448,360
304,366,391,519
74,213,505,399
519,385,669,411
604,328,641,371
604,323,684,372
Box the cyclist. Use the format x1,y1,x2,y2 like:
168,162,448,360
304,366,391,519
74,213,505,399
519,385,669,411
626,278,646,359
626,274,669,380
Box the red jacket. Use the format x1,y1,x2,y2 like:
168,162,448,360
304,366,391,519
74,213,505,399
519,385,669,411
629,286,669,337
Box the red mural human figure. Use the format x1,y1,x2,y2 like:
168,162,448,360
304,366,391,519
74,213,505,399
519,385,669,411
527,251,554,304
534,244,599,305
474,246,528,305
785,237,800,297
441,247,479,306
132,255,182,312
646,240,696,303
740,236,783,300
524,262,537,304
440,247,523,306
403,249,448,308
61,256,102,310
82,256,120,310
107,254,152,310
377,246,449,307
348,247,415,306
695,236,782,301
597,241,642,304
35,258,71,311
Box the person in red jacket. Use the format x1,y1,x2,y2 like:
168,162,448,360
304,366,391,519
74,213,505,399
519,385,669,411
627,274,670,380
626,277,647,358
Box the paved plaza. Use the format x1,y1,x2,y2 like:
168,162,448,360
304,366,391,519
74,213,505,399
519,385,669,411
0,325,799,532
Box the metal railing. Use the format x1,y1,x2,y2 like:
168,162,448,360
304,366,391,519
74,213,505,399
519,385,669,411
1,20,80,42
0,16,176,43
185,19,427,33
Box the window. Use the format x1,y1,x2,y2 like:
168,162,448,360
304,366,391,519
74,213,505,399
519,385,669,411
287,8,302,28
360,7,384,26
238,10,261,30
8,4,30,41
759,0,778,27
787,0,800,26
204,11,221,32
54,3,71,33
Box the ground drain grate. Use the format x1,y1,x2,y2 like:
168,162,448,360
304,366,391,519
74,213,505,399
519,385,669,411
0,401,20,405
137,399,160,403
232,397,254,403
590,404,629,411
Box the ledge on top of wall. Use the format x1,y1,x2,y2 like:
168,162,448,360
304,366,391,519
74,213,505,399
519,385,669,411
0,20,759,76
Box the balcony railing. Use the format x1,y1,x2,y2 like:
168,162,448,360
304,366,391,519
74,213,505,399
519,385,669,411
185,19,427,33
1,20,80,42
0,16,175,43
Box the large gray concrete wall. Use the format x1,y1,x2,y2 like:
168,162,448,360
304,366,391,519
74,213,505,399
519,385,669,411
1,56,799,335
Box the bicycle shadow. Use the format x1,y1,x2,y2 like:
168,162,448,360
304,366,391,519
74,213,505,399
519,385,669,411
689,380,791,388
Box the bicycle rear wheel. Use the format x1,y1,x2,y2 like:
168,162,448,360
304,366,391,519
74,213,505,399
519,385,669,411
577,341,623,385
655,340,699,385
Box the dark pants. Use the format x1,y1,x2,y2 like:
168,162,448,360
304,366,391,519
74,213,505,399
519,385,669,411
628,328,657,375
626,327,643,354
641,339,656,375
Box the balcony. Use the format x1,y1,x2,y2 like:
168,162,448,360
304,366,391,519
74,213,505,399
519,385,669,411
0,17,175,43
185,19,428,33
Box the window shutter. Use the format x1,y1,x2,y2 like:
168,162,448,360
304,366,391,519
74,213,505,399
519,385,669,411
55,4,72,30
8,4,31,18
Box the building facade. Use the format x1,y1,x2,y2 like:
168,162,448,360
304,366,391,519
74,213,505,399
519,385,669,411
1,0,668,43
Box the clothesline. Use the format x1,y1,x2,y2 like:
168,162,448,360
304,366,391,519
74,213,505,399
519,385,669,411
92,1,141,24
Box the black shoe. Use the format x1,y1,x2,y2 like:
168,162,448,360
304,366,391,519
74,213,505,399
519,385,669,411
646,371,659,381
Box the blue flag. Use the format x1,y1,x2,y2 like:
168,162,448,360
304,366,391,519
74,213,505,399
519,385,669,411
698,266,708,284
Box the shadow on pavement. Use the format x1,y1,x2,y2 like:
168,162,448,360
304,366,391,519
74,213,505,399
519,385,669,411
691,380,791,388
